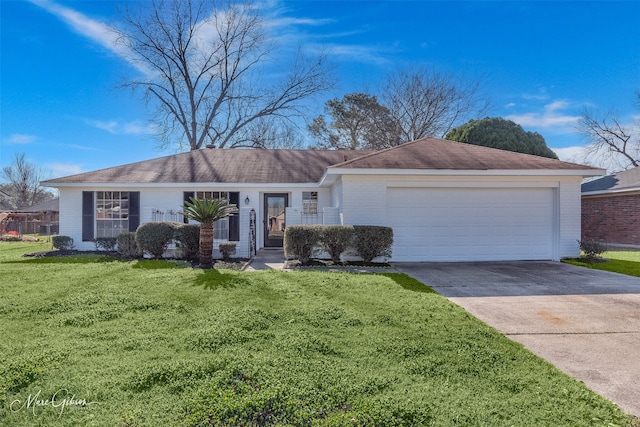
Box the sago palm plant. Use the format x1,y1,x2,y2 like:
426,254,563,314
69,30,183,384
181,197,238,268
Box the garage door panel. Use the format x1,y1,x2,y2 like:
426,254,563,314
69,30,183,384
388,188,554,262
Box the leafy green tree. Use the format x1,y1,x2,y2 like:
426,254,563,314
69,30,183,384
308,93,401,149
446,117,558,159
181,197,238,268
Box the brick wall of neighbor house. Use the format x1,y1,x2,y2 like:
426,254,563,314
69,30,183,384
582,193,640,245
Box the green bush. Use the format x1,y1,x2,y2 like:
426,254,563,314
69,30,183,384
219,242,236,261
578,240,608,259
284,225,323,265
174,224,200,261
52,235,75,251
135,222,178,259
94,237,117,251
320,225,354,263
117,232,141,258
352,225,393,262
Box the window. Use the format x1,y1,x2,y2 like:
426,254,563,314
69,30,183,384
302,191,318,215
96,191,129,238
193,191,230,240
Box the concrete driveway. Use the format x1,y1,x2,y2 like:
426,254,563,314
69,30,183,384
393,261,640,418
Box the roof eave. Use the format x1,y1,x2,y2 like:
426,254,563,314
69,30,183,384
43,182,323,189
582,186,640,196
323,168,605,177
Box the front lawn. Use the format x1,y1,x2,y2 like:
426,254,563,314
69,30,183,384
1,241,637,426
564,250,640,278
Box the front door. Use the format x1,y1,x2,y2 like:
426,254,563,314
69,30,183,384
264,193,288,247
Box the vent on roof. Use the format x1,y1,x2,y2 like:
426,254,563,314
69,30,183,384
343,155,348,162
206,144,216,149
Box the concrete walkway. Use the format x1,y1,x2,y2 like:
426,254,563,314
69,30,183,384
393,261,640,418
242,249,286,271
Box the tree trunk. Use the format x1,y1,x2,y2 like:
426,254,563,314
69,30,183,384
199,222,214,268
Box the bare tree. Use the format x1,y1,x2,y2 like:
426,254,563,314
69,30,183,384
380,68,488,142
235,117,303,149
1,153,53,209
116,0,332,151
579,109,640,171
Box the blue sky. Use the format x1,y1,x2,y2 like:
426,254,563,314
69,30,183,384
2,0,640,179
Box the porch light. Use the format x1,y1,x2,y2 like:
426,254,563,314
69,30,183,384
245,196,250,205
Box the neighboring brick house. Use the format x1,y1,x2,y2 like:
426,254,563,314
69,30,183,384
581,167,640,247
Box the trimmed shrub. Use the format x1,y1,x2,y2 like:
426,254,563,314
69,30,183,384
284,225,323,265
320,225,354,263
94,237,117,251
352,225,393,262
578,239,607,259
117,232,141,258
174,224,200,261
52,235,75,251
135,222,178,259
219,242,236,261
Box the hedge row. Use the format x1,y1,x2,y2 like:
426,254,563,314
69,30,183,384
134,222,205,260
52,222,241,262
284,225,393,264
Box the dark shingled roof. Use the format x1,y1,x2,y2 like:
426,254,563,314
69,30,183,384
330,138,598,171
44,138,598,185
44,149,374,184
16,198,59,213
581,166,640,193
1,198,59,213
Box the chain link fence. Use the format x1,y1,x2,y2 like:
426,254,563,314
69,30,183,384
1,218,59,241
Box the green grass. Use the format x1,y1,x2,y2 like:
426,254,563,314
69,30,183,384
564,250,640,278
605,250,640,262
1,241,637,426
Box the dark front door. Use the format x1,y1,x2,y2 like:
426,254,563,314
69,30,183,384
264,193,288,247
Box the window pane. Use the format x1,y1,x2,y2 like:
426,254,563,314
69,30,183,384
96,192,129,239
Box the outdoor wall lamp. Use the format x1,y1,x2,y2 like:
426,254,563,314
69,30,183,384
245,196,250,205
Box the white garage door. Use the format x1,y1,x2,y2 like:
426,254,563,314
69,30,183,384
388,188,555,262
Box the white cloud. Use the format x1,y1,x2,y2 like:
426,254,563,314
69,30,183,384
48,163,83,177
550,145,633,173
26,0,146,73
551,146,587,163
256,1,390,65
62,143,101,152
87,119,118,134
506,100,581,130
5,134,37,144
85,118,155,135
521,88,550,101
505,102,516,108
123,122,156,135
